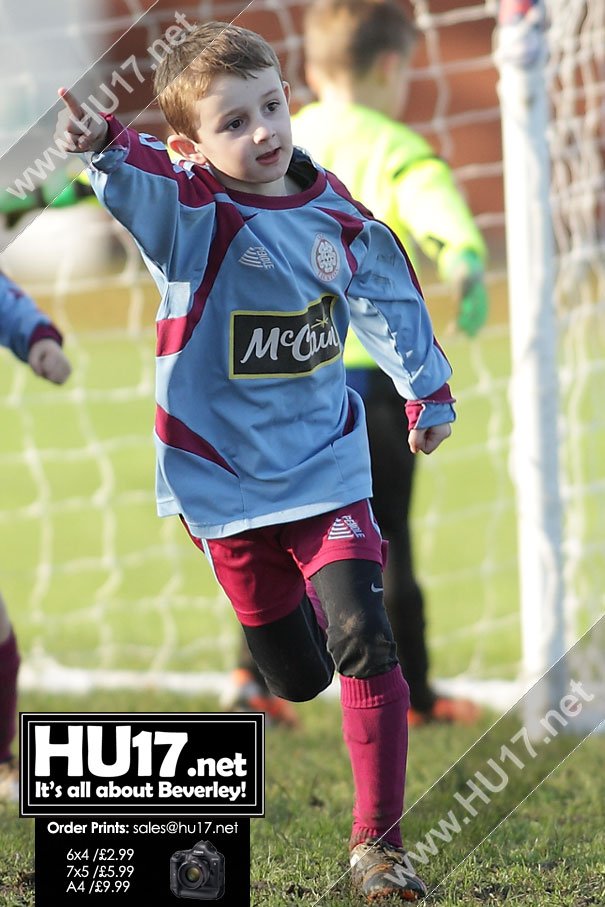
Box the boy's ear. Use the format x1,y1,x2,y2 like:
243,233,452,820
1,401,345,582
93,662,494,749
282,80,291,106
167,133,208,164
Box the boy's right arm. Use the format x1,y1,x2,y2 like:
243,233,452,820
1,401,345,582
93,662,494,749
55,89,216,281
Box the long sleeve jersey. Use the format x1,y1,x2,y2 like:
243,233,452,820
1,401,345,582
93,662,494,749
0,271,62,361
292,102,487,369
85,117,455,539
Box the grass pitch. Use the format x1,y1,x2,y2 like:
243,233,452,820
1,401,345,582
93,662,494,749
1,691,604,906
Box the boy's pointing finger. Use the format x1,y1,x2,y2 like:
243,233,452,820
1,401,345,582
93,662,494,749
58,87,85,120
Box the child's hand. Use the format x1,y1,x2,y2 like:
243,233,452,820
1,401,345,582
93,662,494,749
408,422,451,455
28,339,72,384
56,88,108,154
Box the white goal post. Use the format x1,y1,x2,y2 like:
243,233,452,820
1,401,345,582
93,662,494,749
496,0,567,727
496,0,604,732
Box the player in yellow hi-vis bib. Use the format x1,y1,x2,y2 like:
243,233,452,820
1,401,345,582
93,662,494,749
227,0,486,744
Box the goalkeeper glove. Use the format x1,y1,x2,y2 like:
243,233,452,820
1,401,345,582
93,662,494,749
458,279,488,337
444,249,489,337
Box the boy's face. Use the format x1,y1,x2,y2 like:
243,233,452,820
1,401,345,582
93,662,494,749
176,67,294,196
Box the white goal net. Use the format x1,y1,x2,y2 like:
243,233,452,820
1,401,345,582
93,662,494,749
0,0,602,706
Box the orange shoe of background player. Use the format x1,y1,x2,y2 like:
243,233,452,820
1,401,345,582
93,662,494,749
223,668,301,729
408,696,481,727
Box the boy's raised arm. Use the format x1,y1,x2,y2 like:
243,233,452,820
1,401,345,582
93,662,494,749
56,88,109,154
53,89,216,282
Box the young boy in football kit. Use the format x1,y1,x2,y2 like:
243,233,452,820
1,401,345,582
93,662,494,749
231,0,486,731
56,21,456,899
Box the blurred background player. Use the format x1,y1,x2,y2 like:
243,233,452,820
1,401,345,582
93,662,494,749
0,171,94,229
227,0,486,726
0,270,71,801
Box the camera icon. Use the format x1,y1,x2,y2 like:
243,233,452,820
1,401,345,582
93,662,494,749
170,840,225,900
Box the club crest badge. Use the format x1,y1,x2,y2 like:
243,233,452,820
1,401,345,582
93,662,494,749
311,234,340,282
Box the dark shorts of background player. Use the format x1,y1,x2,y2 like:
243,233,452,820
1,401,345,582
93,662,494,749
181,500,397,700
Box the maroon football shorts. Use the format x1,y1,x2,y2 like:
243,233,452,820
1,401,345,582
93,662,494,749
182,499,384,627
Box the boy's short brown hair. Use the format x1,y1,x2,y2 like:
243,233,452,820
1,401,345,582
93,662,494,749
304,0,417,79
153,21,282,138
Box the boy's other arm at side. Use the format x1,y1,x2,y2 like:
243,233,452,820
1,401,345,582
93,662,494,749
346,223,455,454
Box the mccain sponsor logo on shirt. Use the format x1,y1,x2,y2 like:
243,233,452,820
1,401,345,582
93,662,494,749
230,295,341,378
